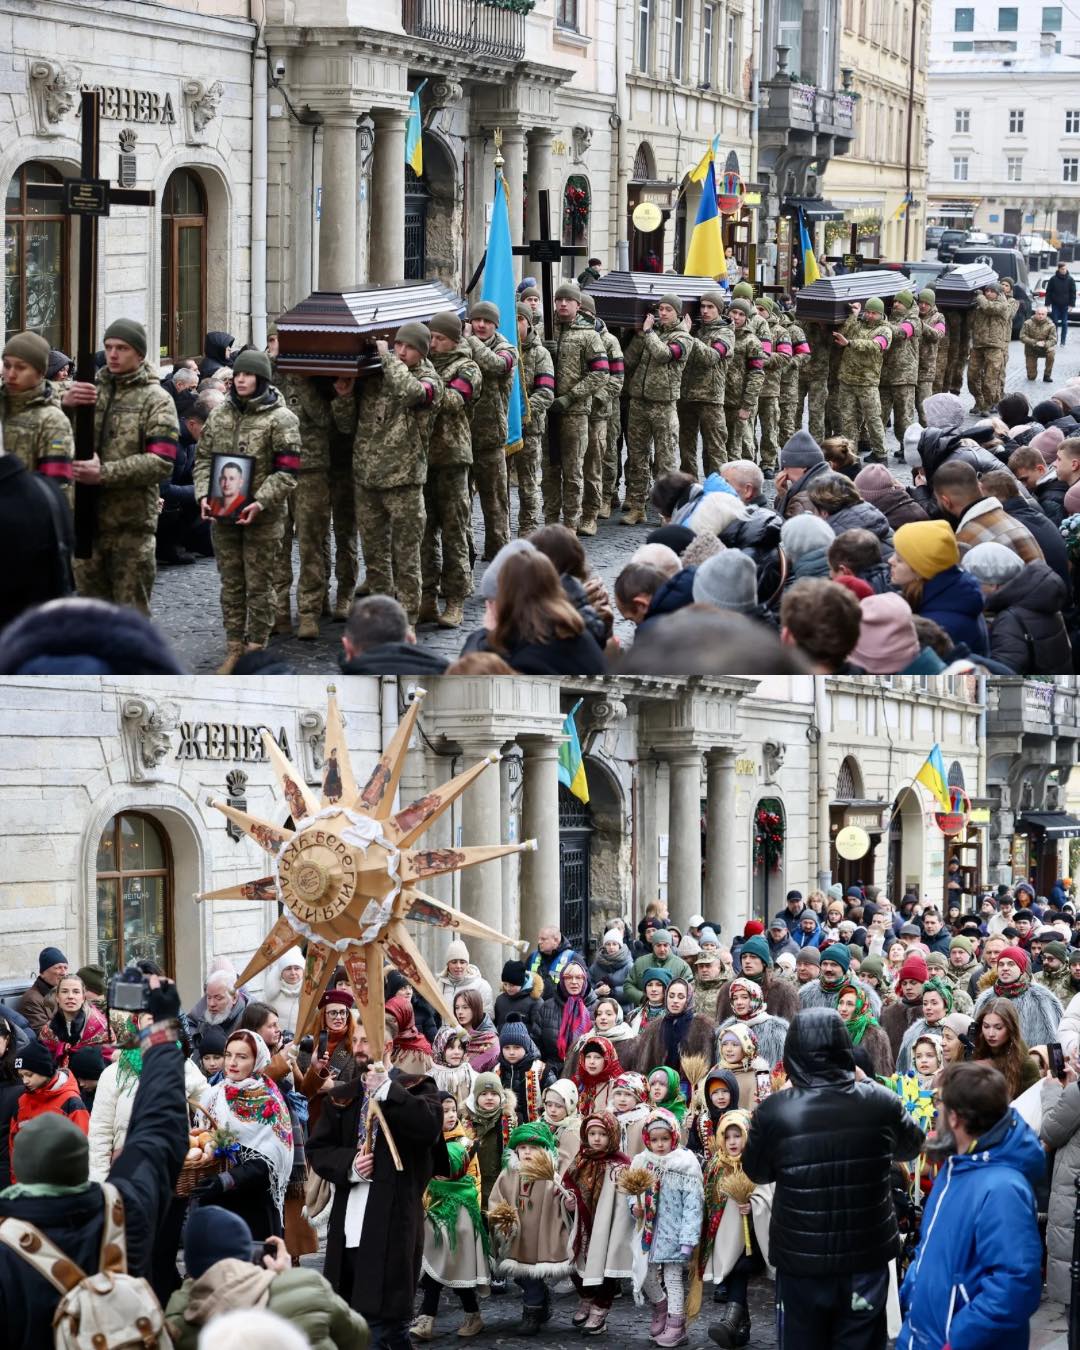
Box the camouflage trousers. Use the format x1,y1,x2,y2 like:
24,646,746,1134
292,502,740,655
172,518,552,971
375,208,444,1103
967,347,1007,412
74,530,156,617
625,398,677,510
881,383,917,448
724,402,759,460
943,334,971,394
212,509,286,645
542,411,588,526
677,400,727,478
274,466,358,618
356,482,425,622
837,383,886,457
806,379,828,444
582,415,605,523
421,464,473,604
916,379,934,425
779,381,801,446
602,413,623,506
515,434,543,537
757,395,781,469
472,443,510,560
1025,346,1054,380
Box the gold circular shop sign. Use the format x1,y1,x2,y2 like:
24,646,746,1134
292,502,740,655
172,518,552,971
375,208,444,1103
835,825,871,860
632,201,663,233
277,828,358,925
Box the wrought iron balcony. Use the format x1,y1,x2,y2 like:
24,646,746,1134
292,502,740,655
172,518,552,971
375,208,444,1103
989,678,1080,741
401,0,526,61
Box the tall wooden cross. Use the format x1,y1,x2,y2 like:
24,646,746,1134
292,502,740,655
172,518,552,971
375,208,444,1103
27,90,157,555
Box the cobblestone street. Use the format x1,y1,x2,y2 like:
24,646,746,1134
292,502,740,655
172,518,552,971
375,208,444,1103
152,326,1080,673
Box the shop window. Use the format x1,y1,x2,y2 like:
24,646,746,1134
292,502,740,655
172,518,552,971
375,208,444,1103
4,161,68,350
96,811,172,975
159,169,207,364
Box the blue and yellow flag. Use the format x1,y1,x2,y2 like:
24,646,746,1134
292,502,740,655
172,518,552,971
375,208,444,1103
405,81,427,176
890,191,914,223
481,169,524,455
915,744,952,814
689,134,721,185
684,159,725,279
799,209,820,284
558,700,589,804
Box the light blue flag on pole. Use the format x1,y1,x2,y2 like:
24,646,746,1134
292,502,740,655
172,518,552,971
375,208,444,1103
480,171,524,454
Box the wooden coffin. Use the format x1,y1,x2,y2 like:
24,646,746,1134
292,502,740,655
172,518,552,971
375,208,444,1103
795,269,909,324
932,261,1000,311
582,270,720,328
274,281,468,376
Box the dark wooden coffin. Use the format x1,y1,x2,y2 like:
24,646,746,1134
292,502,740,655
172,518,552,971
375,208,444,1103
932,261,1000,310
274,281,467,375
795,269,909,324
583,271,719,327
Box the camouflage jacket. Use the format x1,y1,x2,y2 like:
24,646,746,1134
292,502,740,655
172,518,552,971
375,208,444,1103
519,328,555,439
838,315,892,387
970,294,1016,350
549,316,608,414
93,361,179,533
591,324,624,419
429,341,482,468
759,317,792,398
881,309,921,386
624,322,689,402
804,322,833,384
333,351,443,489
724,327,765,409
194,386,302,516
1020,315,1058,351
679,319,733,403
782,316,811,393
273,369,334,473
917,306,948,381
750,311,774,357
466,332,516,450
0,380,74,506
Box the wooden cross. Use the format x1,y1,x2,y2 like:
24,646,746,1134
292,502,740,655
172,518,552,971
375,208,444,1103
825,224,881,275
27,90,157,556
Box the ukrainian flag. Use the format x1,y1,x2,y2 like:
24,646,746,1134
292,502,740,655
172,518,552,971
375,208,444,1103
914,744,952,814
405,81,427,176
689,134,721,185
684,159,725,279
481,168,524,455
558,700,589,804
799,209,820,284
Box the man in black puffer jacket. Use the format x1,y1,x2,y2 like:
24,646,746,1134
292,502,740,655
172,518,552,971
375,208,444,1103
742,1008,925,1350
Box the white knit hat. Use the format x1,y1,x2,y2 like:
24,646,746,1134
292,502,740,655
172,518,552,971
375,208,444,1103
445,938,470,963
677,934,701,958
602,930,624,947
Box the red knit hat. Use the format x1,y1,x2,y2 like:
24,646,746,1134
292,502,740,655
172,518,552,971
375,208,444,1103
743,919,765,938
998,945,1030,974
898,954,928,986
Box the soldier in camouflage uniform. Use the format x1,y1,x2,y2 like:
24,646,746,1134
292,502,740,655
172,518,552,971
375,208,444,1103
576,290,620,535
1,330,74,506
723,300,765,461
421,310,482,630
878,289,920,458
802,321,832,445
1020,305,1057,381
779,308,811,447
731,283,773,459
194,348,301,671
834,299,892,458
65,319,178,617
465,301,516,560
916,289,947,424
938,309,972,396
621,293,689,523
544,282,609,528
515,303,555,537
332,322,443,625
752,297,790,473
967,282,1015,413
676,288,732,478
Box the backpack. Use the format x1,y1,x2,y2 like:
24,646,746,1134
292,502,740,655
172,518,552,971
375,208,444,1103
0,1182,168,1349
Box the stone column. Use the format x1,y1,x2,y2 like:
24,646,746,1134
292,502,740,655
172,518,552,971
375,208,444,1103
501,125,526,281
705,749,738,941
665,751,703,932
458,738,507,983
369,109,409,283
318,112,359,292
519,737,561,945
526,128,555,244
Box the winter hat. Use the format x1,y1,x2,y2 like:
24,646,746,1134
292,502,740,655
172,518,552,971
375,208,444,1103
445,939,471,963
692,550,758,613
949,935,975,956
1033,399,1065,426
646,524,697,555
834,574,873,601
12,1113,88,1187
47,349,73,379
232,348,273,380
898,954,929,984
641,967,673,990
2,331,50,374
429,311,463,341
780,430,825,469
0,598,183,676
469,301,500,325
1065,482,1080,517
796,947,821,965
740,935,774,968
658,293,684,316
853,462,898,507
198,1027,228,1060
894,520,959,580
677,934,701,958
602,930,624,949
732,282,755,300
68,1047,106,1082
860,955,885,983
864,298,885,317
743,920,765,938
501,959,527,985
75,964,107,996
1044,941,1069,963
103,318,147,357
827,883,844,902
392,321,431,357
961,542,1024,586
14,1039,55,1078
701,288,727,309
319,987,355,1009
923,392,965,431
730,298,754,318
384,969,411,1000
1031,427,1065,462
942,1012,973,1038
499,1014,538,1054
918,288,936,304
781,513,835,561
894,290,914,308
819,943,851,972
851,592,919,674
776,952,797,975
756,296,777,315
698,927,720,947
520,286,541,302
479,538,537,601
518,276,539,293
998,945,1030,973
184,1205,253,1279
515,302,535,326
38,946,68,973
554,282,582,302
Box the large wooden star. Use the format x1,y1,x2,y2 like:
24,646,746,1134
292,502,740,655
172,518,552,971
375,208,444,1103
197,685,531,1054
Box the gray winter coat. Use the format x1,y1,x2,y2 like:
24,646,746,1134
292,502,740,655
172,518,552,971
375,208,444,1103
1041,1077,1080,1302
824,501,895,555
973,982,1063,1048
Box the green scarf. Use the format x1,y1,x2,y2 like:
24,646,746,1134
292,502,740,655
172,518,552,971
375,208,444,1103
648,1065,687,1123
839,984,879,1046
1,1181,93,1200
116,1047,143,1094
426,1142,490,1256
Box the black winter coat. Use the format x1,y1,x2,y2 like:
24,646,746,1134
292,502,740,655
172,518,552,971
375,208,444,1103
0,1079,23,1191
1045,271,1078,308
501,629,607,675
1002,496,1069,583
493,985,544,1037
742,1009,925,1276
0,456,74,632
535,984,599,1069
1035,475,1069,528
342,643,450,675
985,561,1072,675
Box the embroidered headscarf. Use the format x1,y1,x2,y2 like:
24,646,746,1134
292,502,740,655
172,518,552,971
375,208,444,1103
727,977,767,1025
647,1065,688,1123
564,1111,630,1260
556,962,594,1061
572,1036,622,1114
718,1024,759,1071
611,1071,648,1107
836,983,880,1046
542,1078,581,1134
508,1120,558,1153
386,994,433,1056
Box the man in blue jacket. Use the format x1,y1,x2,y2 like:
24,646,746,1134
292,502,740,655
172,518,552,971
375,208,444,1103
898,1061,1043,1350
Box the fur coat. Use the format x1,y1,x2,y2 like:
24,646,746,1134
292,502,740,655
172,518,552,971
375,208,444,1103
715,972,799,1025
629,1012,717,1078
972,981,1064,1049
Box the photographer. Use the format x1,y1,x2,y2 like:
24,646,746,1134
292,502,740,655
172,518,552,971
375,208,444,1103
0,974,188,1350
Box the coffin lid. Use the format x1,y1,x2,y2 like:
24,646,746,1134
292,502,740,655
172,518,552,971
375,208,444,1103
795,268,909,323
932,261,1000,310
582,270,721,325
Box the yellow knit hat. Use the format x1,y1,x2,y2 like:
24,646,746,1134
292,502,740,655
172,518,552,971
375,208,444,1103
894,520,959,580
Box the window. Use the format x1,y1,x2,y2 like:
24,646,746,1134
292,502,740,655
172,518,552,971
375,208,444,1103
1064,158,1080,183
636,0,652,71
726,13,740,92
672,0,685,79
1066,110,1080,134
702,3,716,84
952,40,973,49
556,0,579,28
1008,109,1024,133
1043,6,1062,29
4,161,68,350
997,6,1017,29
953,155,969,181
954,7,973,30
159,170,206,363
955,108,970,132
96,812,172,975
778,0,803,79
1006,155,1023,182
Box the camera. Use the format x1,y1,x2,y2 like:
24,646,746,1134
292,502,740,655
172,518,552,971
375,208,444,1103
251,1240,275,1267
273,58,286,80
108,965,153,1013
298,1034,314,1054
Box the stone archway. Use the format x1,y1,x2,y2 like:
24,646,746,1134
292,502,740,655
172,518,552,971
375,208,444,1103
582,756,628,938
421,132,462,289
752,796,786,921
888,787,925,904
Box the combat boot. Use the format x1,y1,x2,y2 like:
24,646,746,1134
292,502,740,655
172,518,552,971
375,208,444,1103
597,501,611,519
297,615,320,641
578,516,598,536
216,642,245,675
619,507,645,526
707,1303,749,1348
332,596,352,622
438,600,465,629
417,596,441,625
274,605,292,635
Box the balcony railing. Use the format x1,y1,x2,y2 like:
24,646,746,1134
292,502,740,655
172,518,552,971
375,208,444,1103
989,678,1080,739
759,81,856,143
401,0,526,61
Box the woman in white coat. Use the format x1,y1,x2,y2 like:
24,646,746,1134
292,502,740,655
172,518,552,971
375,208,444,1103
261,946,305,1034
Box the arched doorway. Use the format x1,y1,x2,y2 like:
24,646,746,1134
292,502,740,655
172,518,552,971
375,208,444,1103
159,168,206,363
5,160,69,348
95,811,173,974
628,141,666,270
405,136,460,288
752,796,786,921
558,784,593,959
888,788,924,903
404,164,430,280
562,174,591,277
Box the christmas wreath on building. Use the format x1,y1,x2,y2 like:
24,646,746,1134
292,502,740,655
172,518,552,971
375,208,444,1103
753,804,784,870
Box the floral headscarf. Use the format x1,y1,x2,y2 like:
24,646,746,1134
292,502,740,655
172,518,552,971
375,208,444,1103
433,1026,469,1066
564,1111,630,1259
718,1024,759,1070
572,1036,623,1114
611,1071,648,1107
727,977,766,1023
647,1065,688,1123
836,983,880,1046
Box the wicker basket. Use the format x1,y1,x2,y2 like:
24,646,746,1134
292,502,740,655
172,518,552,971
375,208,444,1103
175,1151,226,1197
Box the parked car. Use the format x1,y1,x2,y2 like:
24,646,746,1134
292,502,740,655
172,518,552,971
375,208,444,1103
925,225,947,250
964,231,992,246
937,229,969,262
951,246,1032,337
881,260,950,290
990,233,1020,250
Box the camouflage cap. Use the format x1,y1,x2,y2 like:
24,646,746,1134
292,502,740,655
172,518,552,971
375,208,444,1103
429,311,463,341
469,300,500,324
864,298,885,316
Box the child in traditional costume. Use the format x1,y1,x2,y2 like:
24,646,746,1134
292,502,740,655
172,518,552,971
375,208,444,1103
541,1078,582,1172
412,1092,490,1341
627,1107,705,1348
462,1071,516,1209
431,1026,475,1108
714,1026,773,1113
570,1036,623,1115
497,1015,555,1123
647,1066,689,1140
609,1072,650,1158
715,977,789,1068
564,1111,635,1334
687,1067,740,1157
